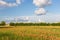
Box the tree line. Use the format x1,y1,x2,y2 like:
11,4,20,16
0,21,60,26
10,22,60,26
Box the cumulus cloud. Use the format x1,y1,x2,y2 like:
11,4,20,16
16,0,21,4
33,0,52,15
33,0,51,7
33,0,52,22
0,1,7,6
5,16,30,23
0,0,22,7
35,8,46,15
24,17,29,20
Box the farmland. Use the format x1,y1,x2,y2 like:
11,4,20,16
0,26,60,40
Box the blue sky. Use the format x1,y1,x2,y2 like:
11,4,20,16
0,0,60,23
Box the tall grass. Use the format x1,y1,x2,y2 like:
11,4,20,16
0,26,60,40
0,31,16,40
0,32,57,40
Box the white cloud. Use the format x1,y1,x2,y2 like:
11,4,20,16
0,0,22,7
35,8,46,15
33,0,51,7
5,16,30,22
2,13,60,23
25,17,29,20
16,0,21,4
0,1,7,6
33,0,52,15
44,14,60,23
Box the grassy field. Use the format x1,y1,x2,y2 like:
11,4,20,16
0,26,60,40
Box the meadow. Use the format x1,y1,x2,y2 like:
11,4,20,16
0,26,60,40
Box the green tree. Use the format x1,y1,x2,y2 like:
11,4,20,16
0,21,6,26
9,22,15,26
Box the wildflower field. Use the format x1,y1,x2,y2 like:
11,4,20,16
0,26,60,40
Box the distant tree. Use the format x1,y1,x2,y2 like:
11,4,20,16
0,21,6,26
9,22,15,26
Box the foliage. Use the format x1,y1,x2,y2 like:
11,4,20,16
0,21,6,26
0,21,60,26
9,22,60,26
9,22,15,26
